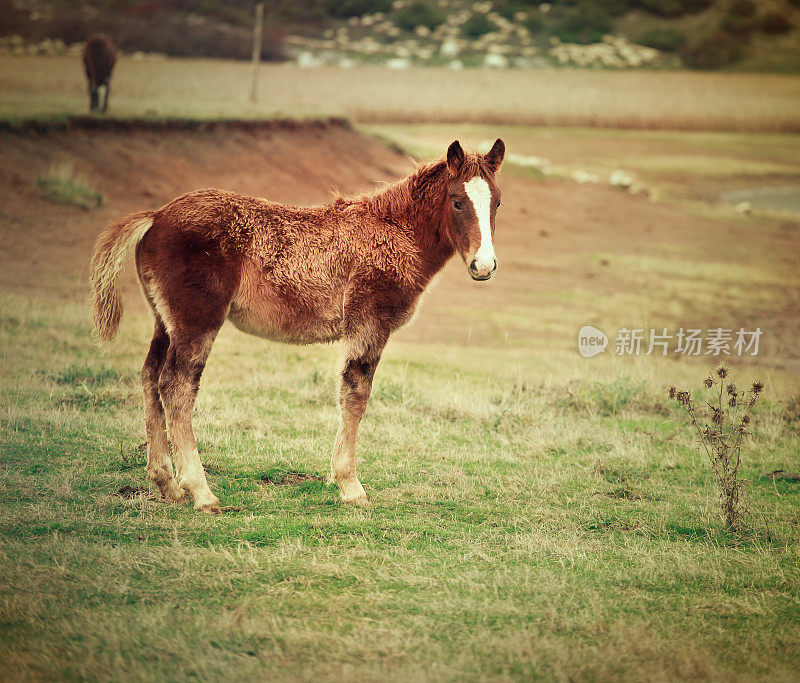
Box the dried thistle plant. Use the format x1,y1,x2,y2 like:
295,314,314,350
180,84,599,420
668,365,763,530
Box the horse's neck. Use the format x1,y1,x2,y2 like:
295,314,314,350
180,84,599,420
369,167,456,282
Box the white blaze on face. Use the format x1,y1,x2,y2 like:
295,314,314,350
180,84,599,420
463,176,496,274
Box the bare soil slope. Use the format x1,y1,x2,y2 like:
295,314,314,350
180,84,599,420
0,118,410,302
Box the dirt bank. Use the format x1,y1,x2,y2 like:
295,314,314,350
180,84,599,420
0,118,411,301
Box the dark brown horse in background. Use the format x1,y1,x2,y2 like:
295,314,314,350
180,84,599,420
89,139,505,512
83,34,116,113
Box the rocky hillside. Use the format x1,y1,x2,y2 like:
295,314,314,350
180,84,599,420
2,0,800,70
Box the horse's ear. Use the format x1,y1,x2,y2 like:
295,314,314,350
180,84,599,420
484,138,505,173
446,140,465,175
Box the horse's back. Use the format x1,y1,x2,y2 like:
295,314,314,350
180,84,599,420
83,35,116,83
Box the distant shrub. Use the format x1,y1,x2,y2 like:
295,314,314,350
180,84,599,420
639,28,686,51
639,0,711,17
493,0,539,20
38,164,103,211
728,0,756,18
721,12,758,36
394,1,445,31
761,12,792,34
718,0,759,35
524,13,544,34
603,0,637,17
327,0,392,18
462,12,494,38
0,0,28,35
680,30,743,69
552,3,611,44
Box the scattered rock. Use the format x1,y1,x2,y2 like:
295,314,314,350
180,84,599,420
549,36,660,69
296,51,322,68
386,57,411,69
483,53,508,68
506,152,552,175
571,169,600,184
609,169,634,188
440,38,460,59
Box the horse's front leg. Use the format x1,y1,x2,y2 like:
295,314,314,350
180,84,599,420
330,341,384,506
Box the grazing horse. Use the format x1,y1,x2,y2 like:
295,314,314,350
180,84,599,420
89,139,505,512
83,34,116,113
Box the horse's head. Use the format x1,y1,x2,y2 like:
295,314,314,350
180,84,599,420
444,138,505,281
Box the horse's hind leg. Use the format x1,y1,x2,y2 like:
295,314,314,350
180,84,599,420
101,83,109,113
141,319,185,503
138,222,240,513
88,84,98,112
158,328,222,514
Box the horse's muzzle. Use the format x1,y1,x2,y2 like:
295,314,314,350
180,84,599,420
469,258,497,281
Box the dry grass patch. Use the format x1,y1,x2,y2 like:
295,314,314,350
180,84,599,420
3,56,800,132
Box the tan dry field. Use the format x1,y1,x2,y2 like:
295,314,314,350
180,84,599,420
2,54,800,132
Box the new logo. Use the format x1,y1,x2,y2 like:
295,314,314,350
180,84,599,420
578,326,608,358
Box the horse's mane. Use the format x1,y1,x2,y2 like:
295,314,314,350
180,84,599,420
333,152,494,227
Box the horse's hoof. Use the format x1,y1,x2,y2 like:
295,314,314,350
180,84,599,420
166,489,187,504
154,481,187,504
342,493,370,508
163,482,187,504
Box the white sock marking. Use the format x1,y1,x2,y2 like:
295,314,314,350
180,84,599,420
463,176,495,271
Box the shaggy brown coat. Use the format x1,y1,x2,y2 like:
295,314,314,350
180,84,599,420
89,139,504,511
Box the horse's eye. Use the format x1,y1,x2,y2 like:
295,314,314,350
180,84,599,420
496,200,501,209
452,199,462,211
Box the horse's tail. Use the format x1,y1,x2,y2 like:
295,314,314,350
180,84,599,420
89,211,153,344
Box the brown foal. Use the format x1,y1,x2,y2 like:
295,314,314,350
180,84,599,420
89,139,505,512
83,34,116,113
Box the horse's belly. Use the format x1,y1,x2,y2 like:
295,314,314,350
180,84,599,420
227,288,343,346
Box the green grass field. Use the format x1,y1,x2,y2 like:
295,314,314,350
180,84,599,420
2,55,800,680
2,288,800,680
